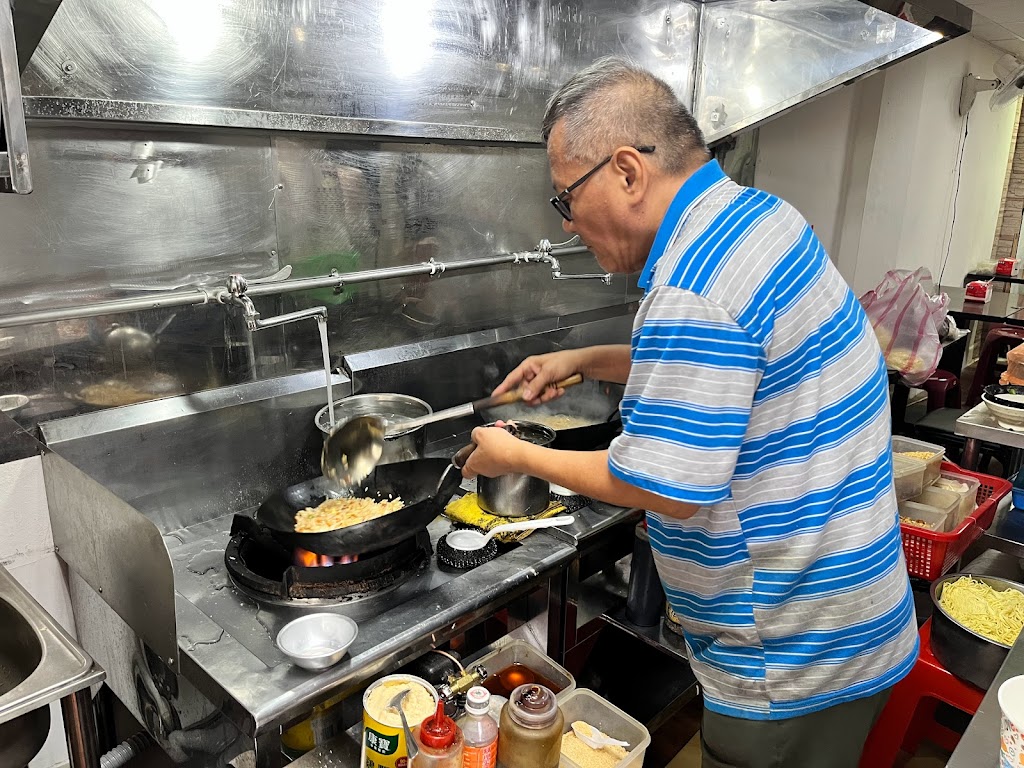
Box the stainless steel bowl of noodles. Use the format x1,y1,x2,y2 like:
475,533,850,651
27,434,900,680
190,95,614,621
931,573,1024,688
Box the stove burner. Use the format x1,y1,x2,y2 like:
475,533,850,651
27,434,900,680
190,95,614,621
225,515,431,604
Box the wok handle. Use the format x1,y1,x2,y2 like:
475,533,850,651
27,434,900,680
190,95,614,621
476,373,584,409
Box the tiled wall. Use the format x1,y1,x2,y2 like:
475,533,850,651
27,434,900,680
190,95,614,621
1,456,76,768
992,100,1024,263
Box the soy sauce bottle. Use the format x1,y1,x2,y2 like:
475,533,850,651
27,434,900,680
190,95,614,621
497,684,563,768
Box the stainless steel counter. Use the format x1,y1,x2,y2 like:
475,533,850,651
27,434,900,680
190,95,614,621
947,630,1024,766
956,403,1024,470
979,500,1024,559
168,514,577,736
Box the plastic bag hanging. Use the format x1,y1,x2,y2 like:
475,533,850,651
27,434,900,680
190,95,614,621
859,268,949,386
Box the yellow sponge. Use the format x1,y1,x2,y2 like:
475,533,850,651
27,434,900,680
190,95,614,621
444,493,567,543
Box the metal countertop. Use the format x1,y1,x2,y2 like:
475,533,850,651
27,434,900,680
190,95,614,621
169,513,580,736
955,403,1024,450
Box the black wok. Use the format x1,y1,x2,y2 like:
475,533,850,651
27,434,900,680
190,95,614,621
255,457,463,555
482,379,623,451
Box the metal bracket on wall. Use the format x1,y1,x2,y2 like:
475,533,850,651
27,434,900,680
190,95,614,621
0,0,31,193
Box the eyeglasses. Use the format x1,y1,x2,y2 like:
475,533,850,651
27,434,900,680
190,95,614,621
549,145,655,222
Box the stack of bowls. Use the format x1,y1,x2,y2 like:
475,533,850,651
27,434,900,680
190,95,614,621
982,385,1024,430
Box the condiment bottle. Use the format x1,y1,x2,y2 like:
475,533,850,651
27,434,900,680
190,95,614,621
414,699,464,768
497,684,564,768
461,687,498,768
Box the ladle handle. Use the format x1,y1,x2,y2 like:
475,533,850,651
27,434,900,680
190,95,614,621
487,515,576,538
481,373,584,408
452,443,476,469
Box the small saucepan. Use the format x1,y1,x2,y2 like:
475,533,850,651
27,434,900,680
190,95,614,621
476,421,556,517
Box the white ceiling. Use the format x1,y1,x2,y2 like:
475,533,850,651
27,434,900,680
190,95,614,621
959,0,1024,58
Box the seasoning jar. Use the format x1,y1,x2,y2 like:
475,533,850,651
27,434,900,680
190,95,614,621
497,684,564,768
414,699,464,768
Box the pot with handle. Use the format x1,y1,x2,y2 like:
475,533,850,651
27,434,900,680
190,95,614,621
476,421,556,517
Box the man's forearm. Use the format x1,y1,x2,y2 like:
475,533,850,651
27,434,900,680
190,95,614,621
579,345,632,385
517,445,695,520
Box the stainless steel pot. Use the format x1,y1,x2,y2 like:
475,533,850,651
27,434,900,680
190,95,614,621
315,393,431,466
478,421,556,517
930,573,1023,689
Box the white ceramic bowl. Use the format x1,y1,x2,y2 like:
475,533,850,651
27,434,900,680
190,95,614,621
982,393,1024,430
276,613,358,671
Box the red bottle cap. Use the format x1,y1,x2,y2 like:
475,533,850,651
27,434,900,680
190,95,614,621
419,700,458,749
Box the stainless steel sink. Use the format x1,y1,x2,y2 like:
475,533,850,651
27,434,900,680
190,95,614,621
0,563,104,766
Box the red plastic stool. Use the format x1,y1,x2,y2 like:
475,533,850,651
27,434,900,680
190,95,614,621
858,621,984,768
921,370,961,411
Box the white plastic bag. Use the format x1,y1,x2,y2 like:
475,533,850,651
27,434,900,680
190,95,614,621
859,268,949,386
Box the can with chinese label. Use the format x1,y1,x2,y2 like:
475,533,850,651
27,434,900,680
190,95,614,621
362,674,439,768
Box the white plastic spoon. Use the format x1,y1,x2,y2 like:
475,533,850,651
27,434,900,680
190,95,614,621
571,721,630,750
445,515,575,552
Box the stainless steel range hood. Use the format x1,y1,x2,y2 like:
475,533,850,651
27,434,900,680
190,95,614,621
694,0,965,143
11,0,63,73
13,0,967,145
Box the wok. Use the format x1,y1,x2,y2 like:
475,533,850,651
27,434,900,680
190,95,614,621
482,379,624,451
255,457,463,555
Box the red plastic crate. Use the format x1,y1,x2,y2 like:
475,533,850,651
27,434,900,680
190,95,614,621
900,462,1011,581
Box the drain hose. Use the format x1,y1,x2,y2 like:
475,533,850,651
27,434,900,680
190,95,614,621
100,732,153,768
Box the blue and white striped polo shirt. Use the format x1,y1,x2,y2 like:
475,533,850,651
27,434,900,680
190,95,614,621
608,160,917,721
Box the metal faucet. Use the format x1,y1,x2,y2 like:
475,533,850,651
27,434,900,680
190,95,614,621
533,238,613,285
219,274,327,331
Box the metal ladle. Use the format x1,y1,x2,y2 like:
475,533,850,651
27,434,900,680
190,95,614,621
322,374,582,485
103,313,177,363
445,515,575,552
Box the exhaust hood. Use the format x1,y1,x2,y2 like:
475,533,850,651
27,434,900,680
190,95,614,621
13,0,967,143
11,1,64,73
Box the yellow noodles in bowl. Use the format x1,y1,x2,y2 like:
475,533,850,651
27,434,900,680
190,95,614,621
939,576,1024,646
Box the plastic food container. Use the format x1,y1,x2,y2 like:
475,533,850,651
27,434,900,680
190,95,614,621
892,437,945,487
910,487,960,525
898,500,952,533
901,462,1011,581
934,470,981,526
470,639,575,699
558,688,651,768
892,453,927,501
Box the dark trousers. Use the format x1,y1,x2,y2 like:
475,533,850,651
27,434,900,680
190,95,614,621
700,689,890,768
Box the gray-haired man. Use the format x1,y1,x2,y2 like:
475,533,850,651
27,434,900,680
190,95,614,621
461,57,916,768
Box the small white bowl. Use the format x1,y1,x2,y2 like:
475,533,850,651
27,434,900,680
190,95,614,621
276,613,358,671
983,394,1024,431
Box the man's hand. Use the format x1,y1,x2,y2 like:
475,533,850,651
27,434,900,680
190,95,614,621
492,345,633,404
461,436,697,520
492,350,586,404
461,424,528,478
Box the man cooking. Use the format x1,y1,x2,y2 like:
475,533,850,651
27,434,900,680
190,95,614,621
459,57,917,768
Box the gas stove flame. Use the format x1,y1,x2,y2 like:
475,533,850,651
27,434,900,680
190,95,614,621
293,547,359,567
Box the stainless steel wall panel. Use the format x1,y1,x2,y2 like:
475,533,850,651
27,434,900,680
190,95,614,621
0,126,278,311
272,135,629,357
694,0,942,142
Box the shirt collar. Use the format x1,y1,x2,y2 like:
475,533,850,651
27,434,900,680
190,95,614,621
638,159,729,291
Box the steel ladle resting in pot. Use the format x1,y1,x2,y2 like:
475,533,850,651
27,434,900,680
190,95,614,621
322,374,582,485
